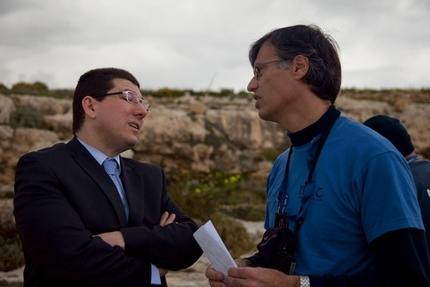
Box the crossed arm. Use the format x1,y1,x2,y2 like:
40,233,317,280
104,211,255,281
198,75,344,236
95,211,177,249
95,211,177,277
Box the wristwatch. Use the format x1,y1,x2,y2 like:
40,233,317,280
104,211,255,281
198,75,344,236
300,276,310,287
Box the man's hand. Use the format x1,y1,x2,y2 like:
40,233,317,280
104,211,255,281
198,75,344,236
159,211,176,226
206,259,300,287
206,259,252,287
158,267,168,277
206,264,228,287
226,267,299,287
94,231,125,250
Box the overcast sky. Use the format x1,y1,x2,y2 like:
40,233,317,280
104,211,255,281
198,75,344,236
1,0,429,92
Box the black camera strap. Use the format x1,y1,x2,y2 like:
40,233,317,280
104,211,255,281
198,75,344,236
276,110,339,247
261,107,340,275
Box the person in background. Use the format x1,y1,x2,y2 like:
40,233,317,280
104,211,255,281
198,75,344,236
363,114,430,251
205,24,430,286
14,67,202,287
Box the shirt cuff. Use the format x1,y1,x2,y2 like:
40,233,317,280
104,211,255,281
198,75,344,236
151,264,161,285
300,276,310,287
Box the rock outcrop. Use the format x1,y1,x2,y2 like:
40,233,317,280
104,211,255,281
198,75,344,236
1,92,430,186
1,91,430,283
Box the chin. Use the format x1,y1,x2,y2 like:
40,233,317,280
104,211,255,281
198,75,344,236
124,137,138,148
258,111,277,123
258,110,268,120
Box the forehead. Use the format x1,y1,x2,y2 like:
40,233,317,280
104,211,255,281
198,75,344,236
110,78,140,94
255,42,278,63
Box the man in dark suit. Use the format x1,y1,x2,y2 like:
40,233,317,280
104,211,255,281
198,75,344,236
13,67,202,286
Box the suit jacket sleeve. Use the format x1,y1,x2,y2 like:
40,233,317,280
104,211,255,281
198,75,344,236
119,160,202,270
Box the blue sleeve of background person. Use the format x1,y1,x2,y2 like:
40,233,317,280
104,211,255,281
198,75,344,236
409,160,430,248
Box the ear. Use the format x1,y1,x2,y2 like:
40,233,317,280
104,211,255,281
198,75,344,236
292,55,309,80
81,96,97,119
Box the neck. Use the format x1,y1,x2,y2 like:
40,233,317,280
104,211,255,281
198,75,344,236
76,130,119,158
282,98,332,133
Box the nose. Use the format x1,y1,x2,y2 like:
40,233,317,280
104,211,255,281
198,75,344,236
247,76,258,92
135,103,149,118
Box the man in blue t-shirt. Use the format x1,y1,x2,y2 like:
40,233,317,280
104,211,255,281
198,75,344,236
205,25,430,287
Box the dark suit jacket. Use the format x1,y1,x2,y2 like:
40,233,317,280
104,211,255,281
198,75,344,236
14,137,202,287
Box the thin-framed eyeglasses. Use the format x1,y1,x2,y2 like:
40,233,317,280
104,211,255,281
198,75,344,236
91,90,150,113
253,59,285,79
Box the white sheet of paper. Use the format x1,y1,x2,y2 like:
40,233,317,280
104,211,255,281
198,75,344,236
193,220,237,277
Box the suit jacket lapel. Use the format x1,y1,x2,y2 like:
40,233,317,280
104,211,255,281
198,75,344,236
67,137,128,226
120,158,144,226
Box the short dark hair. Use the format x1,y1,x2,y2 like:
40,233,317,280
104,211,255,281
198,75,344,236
72,67,140,134
249,24,341,103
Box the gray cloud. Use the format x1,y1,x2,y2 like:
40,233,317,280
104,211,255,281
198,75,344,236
0,0,429,91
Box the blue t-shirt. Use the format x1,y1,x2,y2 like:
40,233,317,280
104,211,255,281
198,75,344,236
265,116,424,276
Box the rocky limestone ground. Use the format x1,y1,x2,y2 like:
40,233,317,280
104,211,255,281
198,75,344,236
0,220,264,287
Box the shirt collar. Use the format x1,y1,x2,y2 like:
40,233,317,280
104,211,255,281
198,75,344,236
77,138,121,170
406,154,420,163
288,105,341,147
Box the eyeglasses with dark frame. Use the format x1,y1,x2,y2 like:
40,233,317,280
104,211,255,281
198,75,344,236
91,90,150,113
253,59,284,79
